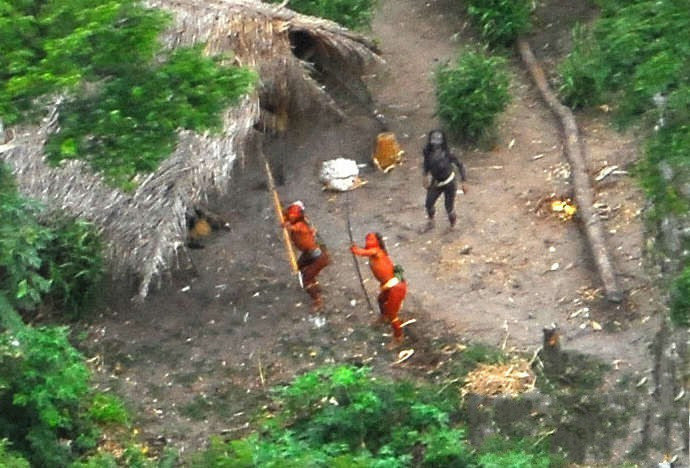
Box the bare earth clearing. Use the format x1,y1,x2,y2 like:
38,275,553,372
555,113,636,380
80,0,687,465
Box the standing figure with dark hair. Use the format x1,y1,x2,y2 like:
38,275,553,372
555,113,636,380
350,232,408,348
421,129,467,232
283,201,330,309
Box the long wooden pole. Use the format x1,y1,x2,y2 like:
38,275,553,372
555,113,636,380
346,189,376,313
261,152,300,278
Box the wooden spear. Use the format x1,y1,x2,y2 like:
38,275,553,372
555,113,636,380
345,189,376,313
261,152,300,284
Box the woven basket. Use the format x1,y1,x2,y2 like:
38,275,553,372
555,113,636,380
372,132,404,173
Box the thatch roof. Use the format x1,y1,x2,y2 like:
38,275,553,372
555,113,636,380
150,0,382,118
0,0,382,299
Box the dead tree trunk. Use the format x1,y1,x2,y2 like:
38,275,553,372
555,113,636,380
517,37,622,303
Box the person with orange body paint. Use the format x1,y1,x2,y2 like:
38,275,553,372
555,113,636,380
283,201,330,309
350,232,407,348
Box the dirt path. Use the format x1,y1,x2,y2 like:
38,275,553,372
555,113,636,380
82,0,687,465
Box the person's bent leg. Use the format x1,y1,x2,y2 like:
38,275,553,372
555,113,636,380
302,255,328,309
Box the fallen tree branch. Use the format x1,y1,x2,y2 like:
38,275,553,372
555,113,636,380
517,37,622,303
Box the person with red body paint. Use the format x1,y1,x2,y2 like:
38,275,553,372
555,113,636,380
283,201,330,309
350,232,407,348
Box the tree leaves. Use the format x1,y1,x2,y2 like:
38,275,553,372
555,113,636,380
1,0,256,190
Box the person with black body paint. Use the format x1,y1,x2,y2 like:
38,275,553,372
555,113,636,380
421,129,467,232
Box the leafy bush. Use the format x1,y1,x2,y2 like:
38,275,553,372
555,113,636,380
557,24,609,109
0,164,105,319
0,325,96,466
267,0,377,30
88,393,129,426
435,49,511,144
0,439,30,468
41,216,105,320
466,0,532,47
637,120,690,220
558,0,688,119
1,0,256,190
191,365,473,466
70,452,119,468
72,445,179,468
0,165,53,312
669,266,690,327
478,449,551,468
476,435,556,468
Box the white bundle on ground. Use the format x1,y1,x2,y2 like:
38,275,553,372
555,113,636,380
319,158,361,191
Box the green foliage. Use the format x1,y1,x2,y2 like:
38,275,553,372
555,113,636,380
637,121,690,219
89,393,129,426
478,449,550,468
192,365,474,466
1,0,256,190
0,325,96,466
669,266,690,327
0,439,30,468
72,436,179,468
0,295,24,333
45,46,255,189
0,163,105,319
41,216,105,320
558,0,688,118
0,165,54,312
74,446,178,468
477,436,556,468
70,452,119,468
557,24,609,109
190,436,254,468
465,0,532,47
0,0,170,124
435,49,511,144
267,0,377,30
459,343,506,367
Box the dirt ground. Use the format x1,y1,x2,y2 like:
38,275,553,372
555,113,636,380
81,0,687,465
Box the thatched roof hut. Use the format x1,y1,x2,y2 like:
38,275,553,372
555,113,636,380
0,0,382,299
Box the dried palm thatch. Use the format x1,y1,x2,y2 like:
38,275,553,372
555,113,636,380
151,0,383,128
0,0,382,300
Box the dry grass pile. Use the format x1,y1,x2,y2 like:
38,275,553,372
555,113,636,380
461,359,536,397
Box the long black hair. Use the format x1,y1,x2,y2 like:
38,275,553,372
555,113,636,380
424,129,449,154
374,232,387,254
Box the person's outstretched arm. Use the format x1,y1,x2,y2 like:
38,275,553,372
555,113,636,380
351,244,377,257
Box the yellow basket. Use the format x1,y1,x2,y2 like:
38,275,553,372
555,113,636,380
372,132,404,173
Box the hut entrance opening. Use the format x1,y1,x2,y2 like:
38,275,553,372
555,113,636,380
289,30,326,72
